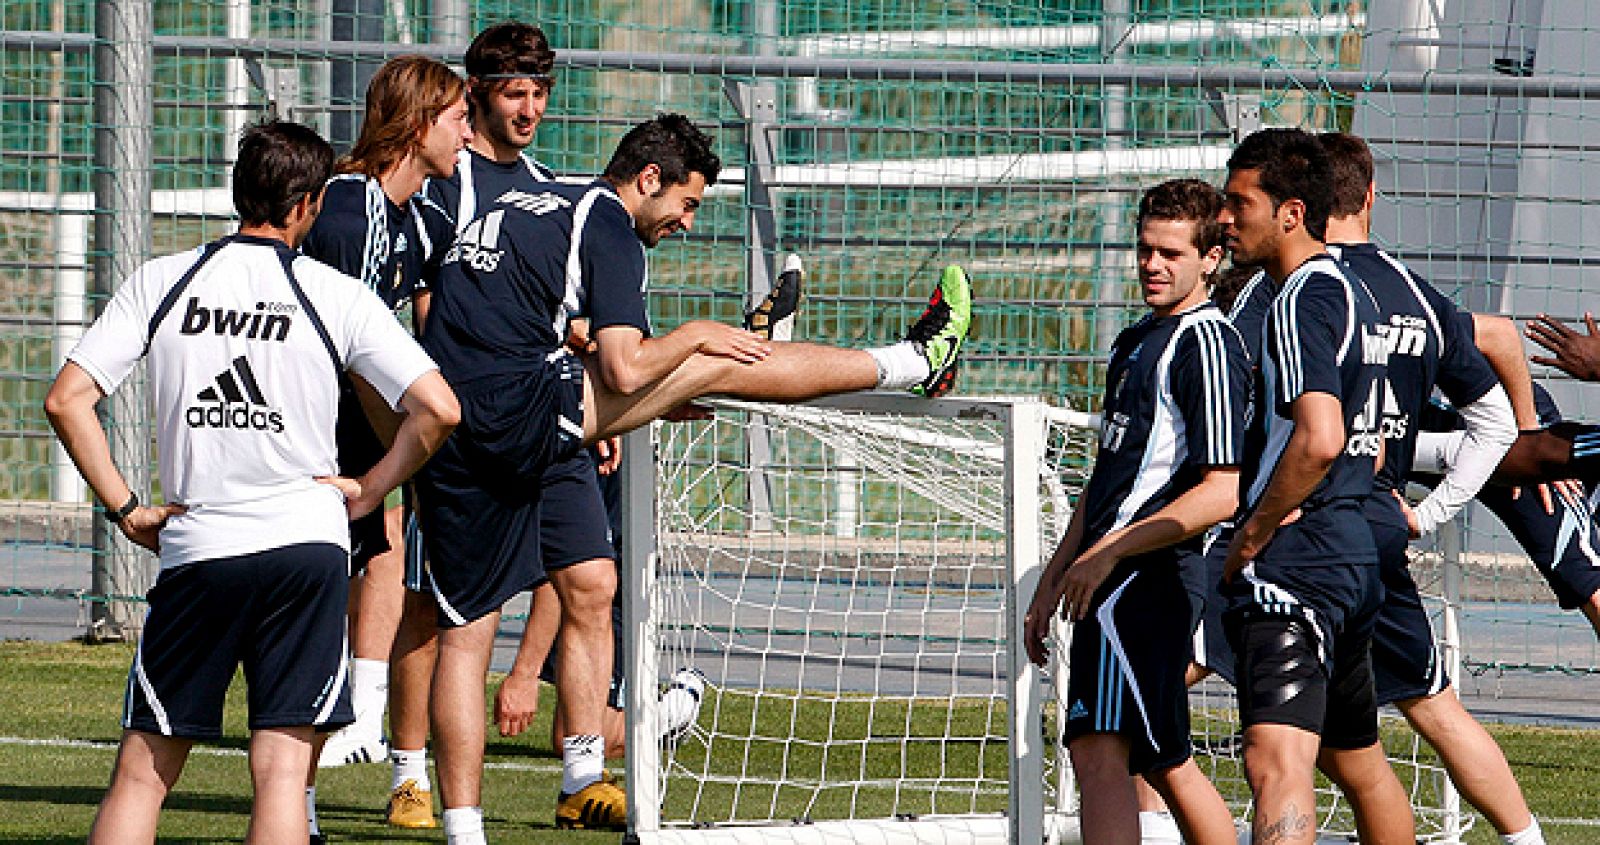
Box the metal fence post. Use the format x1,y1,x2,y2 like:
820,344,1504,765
91,0,154,639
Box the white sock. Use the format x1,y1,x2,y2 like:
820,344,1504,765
348,657,389,733
392,747,431,791
561,734,606,795
866,341,930,390
305,787,320,835
442,806,485,845
1138,810,1182,844
1503,818,1545,845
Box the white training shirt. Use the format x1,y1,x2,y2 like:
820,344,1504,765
67,234,438,569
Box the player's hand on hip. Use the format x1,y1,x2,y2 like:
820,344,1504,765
315,474,382,520
692,321,773,363
494,670,541,737
1528,312,1600,382
118,503,186,552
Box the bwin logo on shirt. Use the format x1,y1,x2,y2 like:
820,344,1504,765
185,355,285,433
179,297,293,342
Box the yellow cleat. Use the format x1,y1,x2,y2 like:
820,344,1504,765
386,779,437,829
554,771,627,831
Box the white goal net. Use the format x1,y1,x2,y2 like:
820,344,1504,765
620,394,1461,844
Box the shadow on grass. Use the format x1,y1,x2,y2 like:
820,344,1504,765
0,782,254,814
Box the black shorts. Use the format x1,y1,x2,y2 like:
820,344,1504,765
1366,494,1448,705
336,379,389,571
1479,483,1600,610
418,354,586,628
124,543,354,739
1063,558,1195,775
1222,501,1382,748
1180,532,1235,685
539,451,618,572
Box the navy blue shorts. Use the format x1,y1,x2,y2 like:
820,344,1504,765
1063,555,1195,775
336,379,389,571
418,354,586,627
1366,494,1448,705
1180,532,1235,685
124,543,355,739
1479,483,1600,610
539,451,617,572
1222,500,1382,747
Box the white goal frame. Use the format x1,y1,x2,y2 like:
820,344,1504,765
619,393,1062,845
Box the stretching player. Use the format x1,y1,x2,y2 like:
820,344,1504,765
417,114,968,840
1217,128,1414,845
1024,179,1242,845
296,54,470,840
1317,131,1544,844
1419,384,1600,636
48,120,458,845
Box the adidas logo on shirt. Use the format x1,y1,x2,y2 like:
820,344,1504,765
1067,700,1089,720
185,356,284,433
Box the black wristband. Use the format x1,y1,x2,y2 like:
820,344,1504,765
105,493,139,524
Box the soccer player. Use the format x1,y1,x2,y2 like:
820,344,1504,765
417,113,970,841
46,120,458,845
1216,128,1414,845
296,54,470,839
1316,132,1548,844
1023,178,1243,845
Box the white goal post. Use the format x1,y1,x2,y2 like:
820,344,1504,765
619,392,1465,844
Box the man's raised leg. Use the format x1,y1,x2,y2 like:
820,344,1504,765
89,730,192,845
584,266,972,443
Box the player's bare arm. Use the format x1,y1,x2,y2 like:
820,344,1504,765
44,362,187,551
1023,502,1088,667
1059,467,1238,621
317,370,459,520
1224,392,1345,580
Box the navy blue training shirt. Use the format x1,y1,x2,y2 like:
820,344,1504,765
1240,255,1388,514
424,148,555,238
1330,243,1499,493
301,173,451,311
422,180,650,389
1079,301,1252,556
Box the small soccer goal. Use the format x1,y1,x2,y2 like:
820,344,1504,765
618,393,1462,844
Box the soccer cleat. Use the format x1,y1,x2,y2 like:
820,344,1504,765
387,778,438,829
309,835,328,845
554,771,628,831
317,724,389,768
905,265,973,397
744,254,804,340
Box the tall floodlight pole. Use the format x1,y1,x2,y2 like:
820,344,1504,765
91,0,153,639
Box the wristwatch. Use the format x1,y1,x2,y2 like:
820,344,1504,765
105,493,139,524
